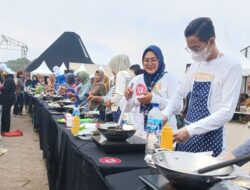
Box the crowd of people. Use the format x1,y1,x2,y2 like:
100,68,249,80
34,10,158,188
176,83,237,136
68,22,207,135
0,17,248,162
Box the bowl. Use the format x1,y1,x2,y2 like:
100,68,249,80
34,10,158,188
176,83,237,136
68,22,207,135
51,95,63,101
96,123,136,141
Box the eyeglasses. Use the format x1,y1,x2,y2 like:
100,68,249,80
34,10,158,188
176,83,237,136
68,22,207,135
143,57,159,64
185,43,208,53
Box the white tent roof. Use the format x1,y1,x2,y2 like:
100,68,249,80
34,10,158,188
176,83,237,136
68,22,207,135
218,31,250,76
75,64,86,73
98,64,104,71
60,62,67,72
0,63,16,74
69,62,112,77
31,61,52,75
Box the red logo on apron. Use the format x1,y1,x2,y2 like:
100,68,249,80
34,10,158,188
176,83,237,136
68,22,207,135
136,84,147,96
99,157,122,164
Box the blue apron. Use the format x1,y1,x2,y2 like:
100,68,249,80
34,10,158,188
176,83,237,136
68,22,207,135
175,81,223,157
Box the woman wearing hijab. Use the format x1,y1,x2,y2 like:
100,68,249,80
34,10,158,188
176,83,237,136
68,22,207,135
105,54,135,110
13,71,25,116
123,45,181,134
68,71,92,104
58,73,76,96
88,54,135,121
0,74,16,133
89,70,107,111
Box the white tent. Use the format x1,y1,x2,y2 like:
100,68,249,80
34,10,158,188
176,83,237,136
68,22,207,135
98,64,104,72
60,62,67,72
31,61,52,75
218,31,250,76
0,63,15,74
75,64,86,73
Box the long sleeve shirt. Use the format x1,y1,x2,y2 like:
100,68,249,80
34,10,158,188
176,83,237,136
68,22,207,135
120,72,181,132
164,55,242,137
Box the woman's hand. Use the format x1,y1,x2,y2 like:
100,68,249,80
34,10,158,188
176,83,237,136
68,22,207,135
88,94,93,100
105,100,112,107
173,127,190,143
137,92,152,105
68,92,74,98
124,87,133,99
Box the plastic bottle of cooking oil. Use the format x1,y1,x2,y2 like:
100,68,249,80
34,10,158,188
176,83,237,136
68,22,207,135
160,122,173,150
71,106,80,135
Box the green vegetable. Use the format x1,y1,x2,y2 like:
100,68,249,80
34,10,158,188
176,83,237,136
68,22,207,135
57,118,66,124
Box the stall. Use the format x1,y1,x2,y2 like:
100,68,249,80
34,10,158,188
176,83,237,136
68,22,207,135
26,94,249,190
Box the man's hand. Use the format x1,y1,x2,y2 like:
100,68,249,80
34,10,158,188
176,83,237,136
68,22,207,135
173,127,190,143
137,92,152,105
163,116,168,126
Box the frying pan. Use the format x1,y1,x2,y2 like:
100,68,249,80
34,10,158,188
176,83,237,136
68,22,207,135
151,151,250,189
96,123,136,141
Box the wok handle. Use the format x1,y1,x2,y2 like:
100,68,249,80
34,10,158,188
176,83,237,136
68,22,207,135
197,154,250,174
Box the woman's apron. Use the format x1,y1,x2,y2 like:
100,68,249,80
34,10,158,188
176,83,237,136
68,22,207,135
175,81,223,157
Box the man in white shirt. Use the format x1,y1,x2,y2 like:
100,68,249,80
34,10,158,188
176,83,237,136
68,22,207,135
164,17,242,156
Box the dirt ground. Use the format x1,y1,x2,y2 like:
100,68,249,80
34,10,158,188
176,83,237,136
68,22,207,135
0,112,48,190
0,112,249,190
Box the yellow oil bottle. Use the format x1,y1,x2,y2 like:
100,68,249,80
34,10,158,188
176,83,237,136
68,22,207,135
160,123,173,150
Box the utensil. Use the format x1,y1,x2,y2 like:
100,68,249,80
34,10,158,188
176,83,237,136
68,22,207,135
151,151,236,189
117,83,134,127
96,123,136,141
197,154,250,174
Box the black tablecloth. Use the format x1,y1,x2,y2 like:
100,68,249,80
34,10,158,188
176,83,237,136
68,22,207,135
31,97,149,190
105,169,248,190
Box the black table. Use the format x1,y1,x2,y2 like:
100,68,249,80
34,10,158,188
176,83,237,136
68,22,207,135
106,169,248,190
31,97,149,190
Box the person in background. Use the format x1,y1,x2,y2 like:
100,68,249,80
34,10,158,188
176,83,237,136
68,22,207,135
13,71,25,116
105,54,135,112
89,70,107,113
130,64,144,76
88,54,134,122
0,71,4,84
68,71,92,104
53,66,65,91
31,75,39,88
58,73,76,96
163,17,242,157
123,45,180,133
45,74,55,94
25,73,32,88
0,74,16,133
44,76,49,85
103,75,110,92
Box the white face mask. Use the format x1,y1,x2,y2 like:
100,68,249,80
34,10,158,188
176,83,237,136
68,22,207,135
191,46,211,62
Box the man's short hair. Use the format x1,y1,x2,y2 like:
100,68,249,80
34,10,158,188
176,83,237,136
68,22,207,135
184,17,215,42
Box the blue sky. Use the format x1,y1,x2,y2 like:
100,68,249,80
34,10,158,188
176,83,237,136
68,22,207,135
1,0,250,78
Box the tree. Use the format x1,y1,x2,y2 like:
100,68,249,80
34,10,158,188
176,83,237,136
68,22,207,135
6,58,31,72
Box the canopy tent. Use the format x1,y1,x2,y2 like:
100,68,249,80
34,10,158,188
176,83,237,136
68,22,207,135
26,32,94,72
98,64,104,72
60,62,67,72
218,31,250,76
70,62,112,77
0,63,16,74
31,61,52,75
74,63,87,73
